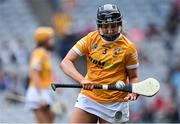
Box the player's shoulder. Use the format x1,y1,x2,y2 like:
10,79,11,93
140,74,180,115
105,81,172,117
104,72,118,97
85,30,100,40
86,30,98,36
121,34,137,50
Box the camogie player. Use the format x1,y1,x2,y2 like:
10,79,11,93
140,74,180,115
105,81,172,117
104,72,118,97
60,4,139,123
26,27,55,123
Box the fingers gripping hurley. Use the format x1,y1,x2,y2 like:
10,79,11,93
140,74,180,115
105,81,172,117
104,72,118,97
131,78,160,96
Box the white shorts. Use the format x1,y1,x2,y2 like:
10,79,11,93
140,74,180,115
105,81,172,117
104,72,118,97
75,93,129,123
25,86,54,110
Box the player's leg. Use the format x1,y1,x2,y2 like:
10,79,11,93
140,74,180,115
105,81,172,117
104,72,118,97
43,107,55,123
99,118,110,123
48,109,55,123
35,89,55,123
70,107,98,123
33,108,45,123
33,106,52,123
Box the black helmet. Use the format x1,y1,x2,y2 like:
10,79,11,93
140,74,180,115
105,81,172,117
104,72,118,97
97,4,122,41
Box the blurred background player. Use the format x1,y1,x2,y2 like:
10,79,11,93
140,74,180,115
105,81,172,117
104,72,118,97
60,4,139,123
25,27,55,123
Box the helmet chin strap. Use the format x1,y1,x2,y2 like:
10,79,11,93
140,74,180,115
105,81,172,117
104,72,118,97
101,33,121,42
98,26,122,42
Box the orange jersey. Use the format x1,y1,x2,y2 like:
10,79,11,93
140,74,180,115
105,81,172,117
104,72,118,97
72,31,139,103
29,47,52,89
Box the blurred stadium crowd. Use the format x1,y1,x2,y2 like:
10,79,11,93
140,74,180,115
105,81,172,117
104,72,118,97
0,0,180,123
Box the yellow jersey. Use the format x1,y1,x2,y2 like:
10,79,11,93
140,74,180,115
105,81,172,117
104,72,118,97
29,47,52,89
72,31,139,103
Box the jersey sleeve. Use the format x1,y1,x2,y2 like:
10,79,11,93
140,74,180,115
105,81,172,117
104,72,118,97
125,44,139,69
72,32,92,56
30,50,44,71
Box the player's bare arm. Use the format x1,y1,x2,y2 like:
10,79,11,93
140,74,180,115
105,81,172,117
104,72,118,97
60,49,94,90
30,69,41,94
125,68,139,101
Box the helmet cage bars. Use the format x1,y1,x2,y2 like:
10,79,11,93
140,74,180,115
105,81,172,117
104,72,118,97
97,4,122,41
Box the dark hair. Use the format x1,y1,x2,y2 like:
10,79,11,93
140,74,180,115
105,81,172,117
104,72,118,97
36,41,47,48
35,40,54,51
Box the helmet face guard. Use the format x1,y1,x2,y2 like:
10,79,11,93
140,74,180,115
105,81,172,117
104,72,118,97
97,4,122,41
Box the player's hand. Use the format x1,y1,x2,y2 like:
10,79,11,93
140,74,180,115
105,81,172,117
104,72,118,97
124,93,139,101
80,79,94,90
